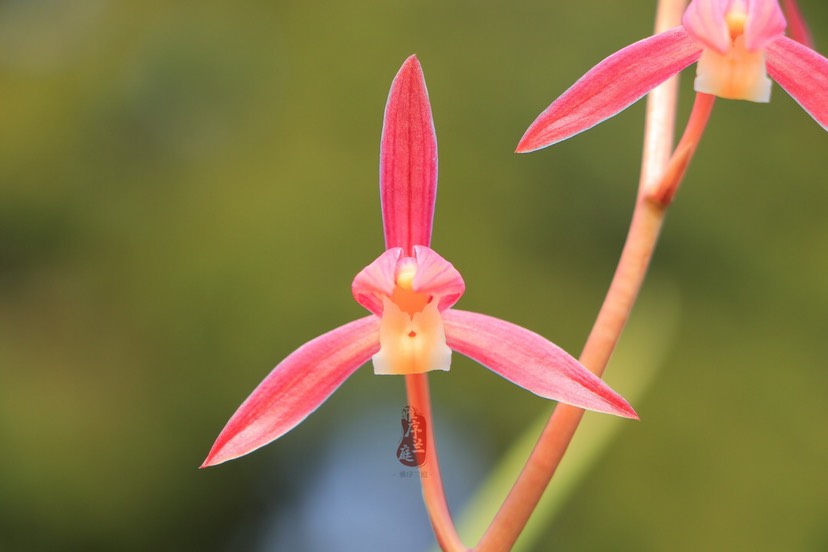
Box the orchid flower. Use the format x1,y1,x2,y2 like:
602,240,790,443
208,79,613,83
517,0,828,153
202,55,637,467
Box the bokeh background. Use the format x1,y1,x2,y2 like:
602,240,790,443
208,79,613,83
1,1,827,550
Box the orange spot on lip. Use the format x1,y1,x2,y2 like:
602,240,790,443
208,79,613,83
726,9,747,41
390,286,430,316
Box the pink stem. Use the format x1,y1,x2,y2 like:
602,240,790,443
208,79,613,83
475,1,688,550
406,374,469,552
646,92,715,206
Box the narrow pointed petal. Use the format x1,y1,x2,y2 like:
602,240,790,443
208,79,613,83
380,55,438,254
352,248,404,316
683,0,732,53
782,0,814,48
516,28,702,152
411,245,465,311
442,310,638,419
766,36,828,129
202,316,382,467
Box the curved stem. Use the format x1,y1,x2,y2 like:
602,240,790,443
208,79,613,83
406,374,469,552
475,1,688,550
646,93,715,206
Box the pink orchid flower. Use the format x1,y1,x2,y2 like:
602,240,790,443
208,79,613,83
517,0,828,152
202,56,637,467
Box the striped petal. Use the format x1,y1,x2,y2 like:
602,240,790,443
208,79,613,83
442,310,638,418
683,0,732,53
202,316,382,467
744,0,786,51
766,36,828,129
380,55,438,254
352,248,404,316
411,245,465,311
517,28,702,152
683,0,786,53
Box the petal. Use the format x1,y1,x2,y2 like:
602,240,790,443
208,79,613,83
201,316,382,467
352,248,404,316
411,245,465,311
743,0,786,51
516,28,702,152
781,0,814,48
683,0,786,52
766,36,828,129
683,0,732,53
380,55,438,254
442,310,638,419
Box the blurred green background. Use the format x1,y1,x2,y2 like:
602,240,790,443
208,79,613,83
1,1,827,550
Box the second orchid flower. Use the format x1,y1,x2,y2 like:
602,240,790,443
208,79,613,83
518,0,828,153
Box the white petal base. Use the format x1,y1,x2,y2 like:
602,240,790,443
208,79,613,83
694,37,772,102
372,299,451,375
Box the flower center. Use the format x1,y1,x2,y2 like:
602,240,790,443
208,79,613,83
352,246,464,375
389,260,431,316
725,8,747,41
371,260,452,375
694,35,772,102
692,1,773,103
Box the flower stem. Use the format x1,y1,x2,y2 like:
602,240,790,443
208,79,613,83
646,93,715,206
406,373,469,552
475,1,687,550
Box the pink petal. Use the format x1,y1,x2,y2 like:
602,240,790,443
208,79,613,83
516,28,702,152
411,245,465,311
781,0,814,48
743,0,786,51
352,248,404,316
766,36,828,130
202,316,382,467
683,0,732,53
442,310,638,419
380,55,438,254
